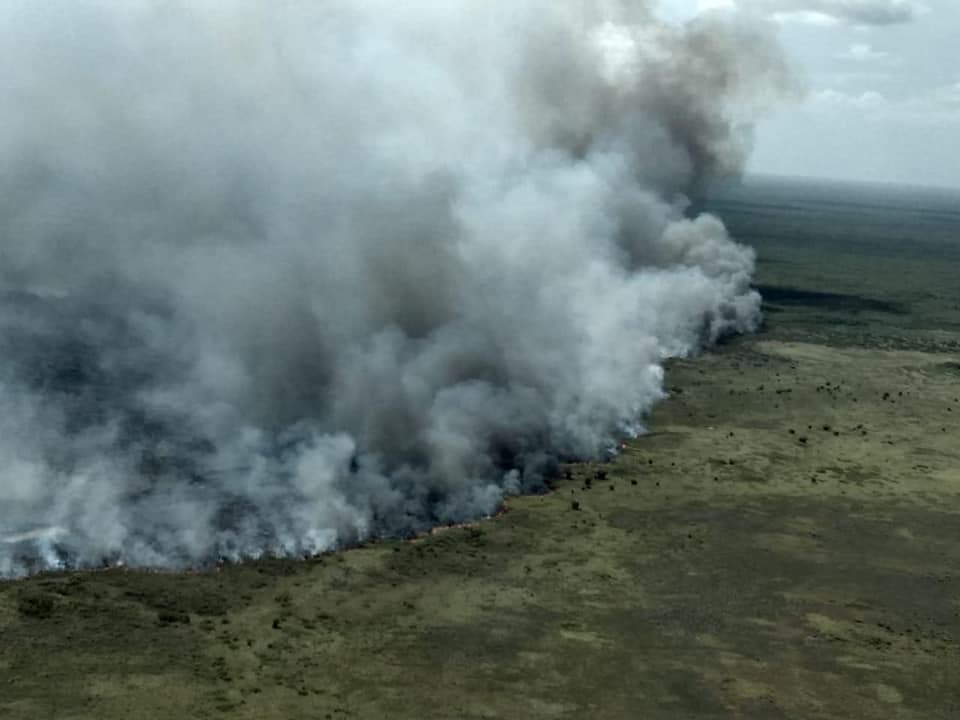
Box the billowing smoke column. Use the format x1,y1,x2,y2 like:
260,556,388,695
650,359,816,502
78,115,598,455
0,1,787,576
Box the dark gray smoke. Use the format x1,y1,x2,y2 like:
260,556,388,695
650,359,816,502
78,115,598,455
0,1,787,576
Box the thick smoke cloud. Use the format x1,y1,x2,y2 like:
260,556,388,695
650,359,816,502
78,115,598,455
0,1,787,576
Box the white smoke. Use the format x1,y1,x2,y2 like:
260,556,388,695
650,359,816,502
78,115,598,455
0,0,787,576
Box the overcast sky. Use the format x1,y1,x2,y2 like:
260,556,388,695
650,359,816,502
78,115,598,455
659,0,960,189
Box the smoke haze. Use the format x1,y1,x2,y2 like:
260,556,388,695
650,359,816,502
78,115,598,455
0,0,787,576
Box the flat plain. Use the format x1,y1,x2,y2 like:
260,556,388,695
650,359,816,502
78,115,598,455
2,177,959,719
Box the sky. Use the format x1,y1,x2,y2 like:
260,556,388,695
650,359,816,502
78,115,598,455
658,0,960,189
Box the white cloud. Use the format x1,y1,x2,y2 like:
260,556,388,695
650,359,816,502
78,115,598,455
809,82,960,124
772,9,842,25
812,88,888,109
699,0,926,25
932,81,960,106
836,43,893,62
830,69,896,86
902,81,960,120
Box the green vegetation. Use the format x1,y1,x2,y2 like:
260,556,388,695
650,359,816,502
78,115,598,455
2,178,959,718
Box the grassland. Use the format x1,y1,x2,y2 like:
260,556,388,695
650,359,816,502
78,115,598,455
2,178,959,719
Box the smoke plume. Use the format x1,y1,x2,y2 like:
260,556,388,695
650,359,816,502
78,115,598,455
0,1,787,576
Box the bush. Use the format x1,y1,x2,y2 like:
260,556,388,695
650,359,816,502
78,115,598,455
18,592,55,619
157,610,191,625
